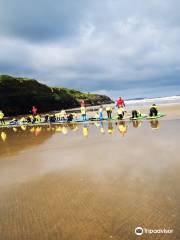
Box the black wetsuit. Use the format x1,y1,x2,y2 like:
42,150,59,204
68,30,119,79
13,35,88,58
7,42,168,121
107,111,112,119
67,114,73,122
132,110,138,118
150,107,158,117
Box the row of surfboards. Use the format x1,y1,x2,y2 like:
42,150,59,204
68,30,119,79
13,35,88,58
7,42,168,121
0,112,165,128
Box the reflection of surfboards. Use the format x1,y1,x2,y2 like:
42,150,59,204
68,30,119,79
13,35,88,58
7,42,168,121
130,114,147,120
73,118,89,122
112,116,129,121
90,117,108,121
147,112,165,120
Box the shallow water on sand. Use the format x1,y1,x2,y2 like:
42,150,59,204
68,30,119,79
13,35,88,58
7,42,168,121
0,120,180,240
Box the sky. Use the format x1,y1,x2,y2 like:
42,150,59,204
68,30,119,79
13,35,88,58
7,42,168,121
0,0,180,99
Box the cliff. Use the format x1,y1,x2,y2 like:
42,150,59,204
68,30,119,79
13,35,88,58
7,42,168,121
0,75,113,116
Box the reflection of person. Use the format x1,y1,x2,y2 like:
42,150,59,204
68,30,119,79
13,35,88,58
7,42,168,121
118,121,127,136
132,120,142,128
1,131,7,141
108,121,113,134
149,104,158,117
62,126,68,134
35,127,42,136
100,121,105,134
150,120,160,130
82,124,88,137
106,106,112,119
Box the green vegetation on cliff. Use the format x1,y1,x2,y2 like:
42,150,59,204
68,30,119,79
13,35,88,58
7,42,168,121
0,75,113,116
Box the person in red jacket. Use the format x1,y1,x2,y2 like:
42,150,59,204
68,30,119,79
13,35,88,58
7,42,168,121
80,100,85,107
32,106,38,115
116,97,125,108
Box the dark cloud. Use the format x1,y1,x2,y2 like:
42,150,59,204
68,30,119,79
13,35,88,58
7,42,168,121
0,0,90,41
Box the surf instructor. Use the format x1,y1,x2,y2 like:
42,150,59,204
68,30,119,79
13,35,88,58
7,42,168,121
116,97,125,108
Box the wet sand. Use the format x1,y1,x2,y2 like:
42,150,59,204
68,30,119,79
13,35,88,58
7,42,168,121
0,115,180,239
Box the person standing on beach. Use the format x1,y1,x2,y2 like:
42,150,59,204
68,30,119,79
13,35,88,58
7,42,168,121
80,100,85,107
106,106,112,119
80,106,87,121
99,106,103,120
116,97,125,108
32,106,38,116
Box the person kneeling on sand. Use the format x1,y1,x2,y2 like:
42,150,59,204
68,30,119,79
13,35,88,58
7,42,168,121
149,104,158,117
67,114,73,122
19,117,26,124
131,110,141,119
55,112,61,121
117,107,124,120
9,118,18,125
60,109,67,121
44,114,49,123
0,110,5,124
26,116,32,123
49,114,56,123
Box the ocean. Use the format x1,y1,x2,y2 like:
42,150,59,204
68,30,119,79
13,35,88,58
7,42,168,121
125,95,180,109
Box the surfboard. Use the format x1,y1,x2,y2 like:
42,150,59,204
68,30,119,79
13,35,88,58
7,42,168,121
146,112,165,120
130,114,147,120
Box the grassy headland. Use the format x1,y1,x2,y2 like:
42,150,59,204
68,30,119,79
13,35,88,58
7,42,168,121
0,75,113,116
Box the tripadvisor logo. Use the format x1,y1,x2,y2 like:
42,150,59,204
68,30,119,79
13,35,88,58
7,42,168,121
135,226,173,236
135,227,143,236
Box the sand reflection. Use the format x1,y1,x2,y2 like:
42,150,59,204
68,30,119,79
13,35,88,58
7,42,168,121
0,120,179,240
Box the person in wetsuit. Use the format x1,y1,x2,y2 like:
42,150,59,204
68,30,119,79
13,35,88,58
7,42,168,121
67,114,73,122
132,110,141,119
149,104,158,117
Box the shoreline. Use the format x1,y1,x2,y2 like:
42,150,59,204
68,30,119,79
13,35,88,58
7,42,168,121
1,103,180,125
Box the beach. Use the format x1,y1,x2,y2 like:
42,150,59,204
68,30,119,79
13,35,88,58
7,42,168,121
0,104,180,240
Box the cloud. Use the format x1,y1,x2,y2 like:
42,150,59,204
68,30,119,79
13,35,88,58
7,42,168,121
0,0,180,98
